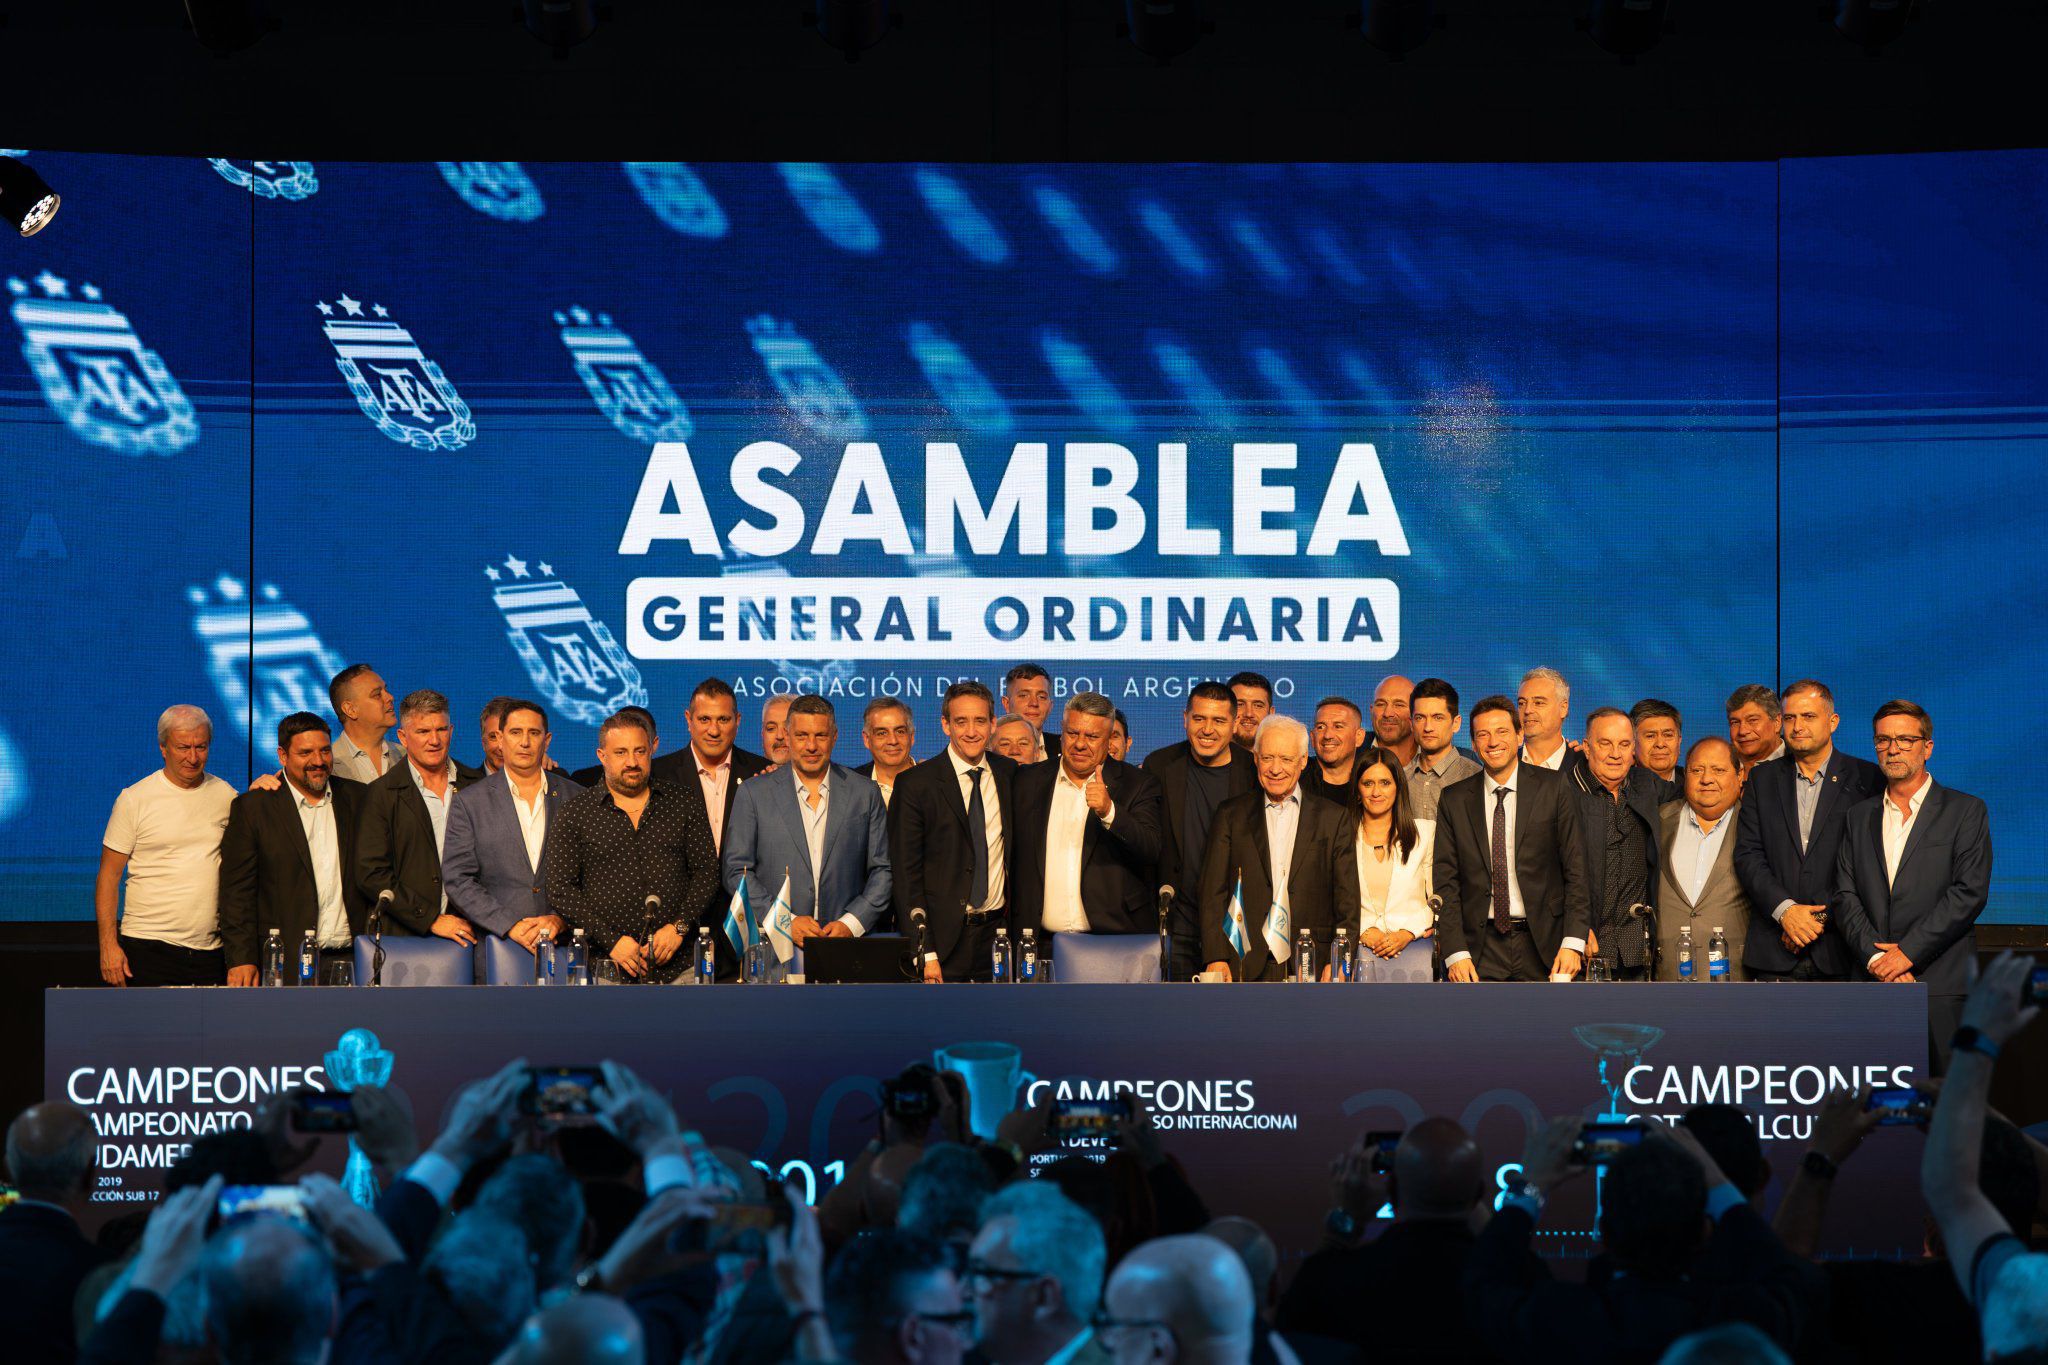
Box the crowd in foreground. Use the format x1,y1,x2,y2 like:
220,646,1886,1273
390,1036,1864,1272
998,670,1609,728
5,954,2042,1365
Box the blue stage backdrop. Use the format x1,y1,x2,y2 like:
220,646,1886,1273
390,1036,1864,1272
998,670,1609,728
0,154,2041,922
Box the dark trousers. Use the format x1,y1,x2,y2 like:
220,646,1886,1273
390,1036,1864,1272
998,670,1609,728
1476,922,1549,982
941,920,996,983
118,934,226,987
1750,958,1841,983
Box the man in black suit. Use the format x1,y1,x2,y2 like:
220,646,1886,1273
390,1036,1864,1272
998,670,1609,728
1833,699,1992,1070
1143,681,1256,980
1,1101,106,1365
1003,663,1061,758
646,679,770,976
855,694,916,808
355,689,484,940
1734,679,1884,981
1566,707,1668,980
891,681,1016,981
1199,715,1360,982
219,712,367,984
1011,692,1164,942
1433,695,1591,982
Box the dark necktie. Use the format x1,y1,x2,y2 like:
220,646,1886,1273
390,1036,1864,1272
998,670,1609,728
966,767,989,908
1491,786,1512,934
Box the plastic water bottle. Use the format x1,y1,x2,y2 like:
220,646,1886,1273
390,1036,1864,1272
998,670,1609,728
992,933,1012,983
1020,928,1038,982
565,929,589,985
534,929,555,985
1676,925,1695,981
264,928,286,987
744,939,769,984
1295,928,1315,982
1333,927,1354,982
696,926,715,983
1707,927,1729,981
297,930,316,986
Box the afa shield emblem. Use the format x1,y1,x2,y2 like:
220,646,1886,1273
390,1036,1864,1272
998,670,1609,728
319,295,474,451
775,163,881,254
7,271,199,455
189,576,346,742
436,161,545,221
555,306,692,445
905,321,1012,435
487,556,648,727
621,162,728,239
745,314,868,442
207,160,319,200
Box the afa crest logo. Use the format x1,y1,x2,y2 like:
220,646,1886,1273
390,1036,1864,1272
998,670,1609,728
555,306,692,445
319,295,474,451
436,162,545,221
486,556,648,727
7,271,199,455
207,160,319,200
189,576,346,742
746,314,868,442
905,321,1012,435
621,162,728,239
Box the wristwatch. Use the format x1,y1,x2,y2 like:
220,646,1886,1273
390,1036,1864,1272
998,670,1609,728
1950,1026,2001,1062
1801,1150,1839,1181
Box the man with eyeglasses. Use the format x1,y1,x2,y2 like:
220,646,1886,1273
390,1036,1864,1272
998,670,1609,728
966,1183,1109,1365
1098,1235,1256,1365
825,1228,973,1365
1833,699,1992,1072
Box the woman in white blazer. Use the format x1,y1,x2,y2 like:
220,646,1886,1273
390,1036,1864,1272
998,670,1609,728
1353,747,1436,979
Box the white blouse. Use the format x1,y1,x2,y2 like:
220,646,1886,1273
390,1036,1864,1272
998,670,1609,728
1355,817,1437,939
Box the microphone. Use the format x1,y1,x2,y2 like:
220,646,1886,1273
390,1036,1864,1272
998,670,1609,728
642,895,661,981
1156,885,1175,915
370,890,393,987
909,906,929,969
1155,886,1175,982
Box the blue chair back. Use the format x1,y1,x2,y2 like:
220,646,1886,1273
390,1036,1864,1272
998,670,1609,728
352,935,474,987
482,936,536,985
1048,933,1163,984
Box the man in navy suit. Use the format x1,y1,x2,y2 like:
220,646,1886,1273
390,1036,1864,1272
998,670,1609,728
1734,680,1883,981
443,699,583,967
1833,699,1992,1070
722,694,891,977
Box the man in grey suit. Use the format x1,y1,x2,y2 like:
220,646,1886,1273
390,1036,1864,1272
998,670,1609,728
1654,737,1751,980
722,694,891,975
443,699,583,960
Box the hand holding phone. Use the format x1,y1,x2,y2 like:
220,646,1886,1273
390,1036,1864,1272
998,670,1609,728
1570,1121,1644,1166
522,1066,603,1118
1363,1130,1402,1175
1866,1086,1933,1126
1051,1095,1132,1140
291,1091,358,1134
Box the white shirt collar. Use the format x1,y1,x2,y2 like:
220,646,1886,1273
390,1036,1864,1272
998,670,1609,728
1265,785,1301,810
1484,764,1519,798
948,745,989,778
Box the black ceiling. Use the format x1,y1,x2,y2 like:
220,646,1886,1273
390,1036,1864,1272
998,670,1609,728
1,0,2045,163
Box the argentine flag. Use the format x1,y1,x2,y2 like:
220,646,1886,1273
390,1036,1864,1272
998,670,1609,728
763,873,797,965
1264,889,1292,965
1225,873,1249,958
724,870,755,959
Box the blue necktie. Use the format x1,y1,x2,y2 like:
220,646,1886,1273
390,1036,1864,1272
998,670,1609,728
966,767,989,908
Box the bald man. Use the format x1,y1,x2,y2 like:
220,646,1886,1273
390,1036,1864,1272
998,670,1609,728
2,1101,107,1364
1203,1216,1280,1323
1101,1234,1255,1365
1369,674,1417,768
1277,1119,1501,1362
496,1294,646,1365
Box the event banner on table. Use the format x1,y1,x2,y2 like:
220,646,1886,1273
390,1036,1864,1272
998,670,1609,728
47,983,1926,1261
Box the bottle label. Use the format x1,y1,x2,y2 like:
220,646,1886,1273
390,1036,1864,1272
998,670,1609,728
1678,958,1694,978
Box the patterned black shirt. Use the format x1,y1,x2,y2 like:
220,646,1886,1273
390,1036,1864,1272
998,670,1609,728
546,779,718,980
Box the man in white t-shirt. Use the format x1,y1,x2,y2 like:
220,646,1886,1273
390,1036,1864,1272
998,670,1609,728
95,704,237,986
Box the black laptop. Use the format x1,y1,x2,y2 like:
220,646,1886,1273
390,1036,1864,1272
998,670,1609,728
804,936,922,984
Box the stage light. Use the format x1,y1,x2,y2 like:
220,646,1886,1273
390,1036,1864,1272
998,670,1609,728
1352,0,1439,60
1834,0,1913,54
524,0,601,57
1583,0,1670,60
0,157,59,238
182,0,275,54
805,0,898,62
1120,0,1210,64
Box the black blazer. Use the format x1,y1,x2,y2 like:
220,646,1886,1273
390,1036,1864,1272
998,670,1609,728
0,1200,106,1365
1432,765,1591,966
650,745,770,842
218,777,369,969
1832,780,1992,993
890,749,1018,976
1565,761,1667,969
1010,757,1165,936
1733,748,1882,976
1197,788,1361,981
354,759,484,934
1142,740,1257,898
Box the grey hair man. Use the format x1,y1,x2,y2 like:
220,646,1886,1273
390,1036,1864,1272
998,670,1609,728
993,713,1045,766
97,703,236,986
1013,692,1167,940
201,1216,339,1365
967,1182,1106,1365
1101,1234,1256,1365
3,1101,104,1364
1517,667,1571,770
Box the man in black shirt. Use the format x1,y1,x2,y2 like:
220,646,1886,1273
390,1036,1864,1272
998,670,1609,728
546,709,719,982
1142,682,1255,980
1303,696,1367,809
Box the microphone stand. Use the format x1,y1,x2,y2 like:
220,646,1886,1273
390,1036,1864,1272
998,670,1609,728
1156,886,1174,982
370,891,391,987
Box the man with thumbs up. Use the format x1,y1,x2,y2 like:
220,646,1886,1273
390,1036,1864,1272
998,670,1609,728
1011,691,1166,950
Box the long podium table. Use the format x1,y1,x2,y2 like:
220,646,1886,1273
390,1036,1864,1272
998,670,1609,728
46,983,1928,1263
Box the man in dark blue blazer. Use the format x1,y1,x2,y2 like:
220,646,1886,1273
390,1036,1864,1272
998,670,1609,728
1,1102,107,1365
1832,699,1992,1071
443,699,583,972
1734,680,1883,981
